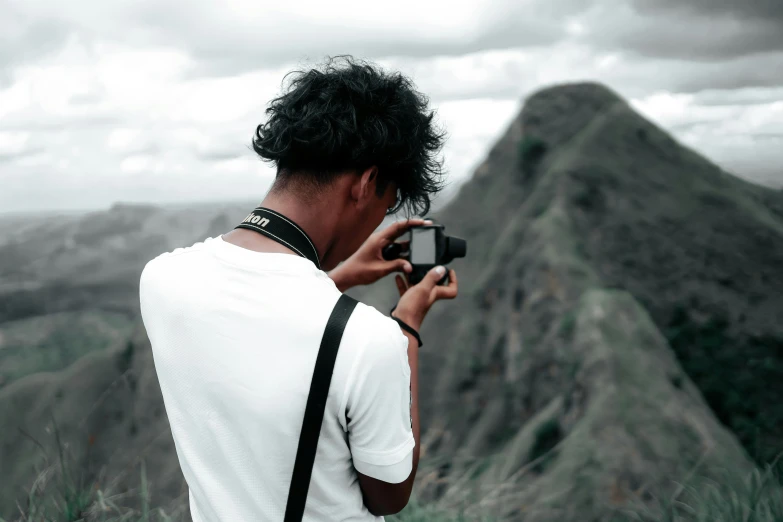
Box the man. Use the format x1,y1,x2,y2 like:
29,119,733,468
139,56,458,521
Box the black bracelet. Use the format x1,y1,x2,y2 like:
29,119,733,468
390,305,423,348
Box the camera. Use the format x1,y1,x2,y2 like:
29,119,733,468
382,223,467,285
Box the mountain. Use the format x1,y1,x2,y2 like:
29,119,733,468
349,82,783,519
2,82,782,521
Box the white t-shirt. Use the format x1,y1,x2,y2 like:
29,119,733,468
139,234,415,522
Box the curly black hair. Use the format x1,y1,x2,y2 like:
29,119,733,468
252,55,446,216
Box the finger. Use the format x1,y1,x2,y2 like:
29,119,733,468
397,258,413,273
395,274,408,296
417,265,447,292
384,258,413,276
380,218,433,242
434,269,458,300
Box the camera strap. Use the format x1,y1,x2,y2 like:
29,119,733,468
284,293,358,522
233,207,356,521
234,206,322,270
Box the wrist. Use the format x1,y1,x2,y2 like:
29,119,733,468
390,311,423,348
390,307,423,332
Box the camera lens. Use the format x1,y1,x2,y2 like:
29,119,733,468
445,236,466,262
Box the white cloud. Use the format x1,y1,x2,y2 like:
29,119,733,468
566,19,587,36
631,91,783,187
0,0,568,81
0,0,781,214
120,155,153,174
0,131,31,155
435,97,522,187
107,128,141,151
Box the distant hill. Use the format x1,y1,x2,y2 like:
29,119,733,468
2,82,782,521
0,200,260,387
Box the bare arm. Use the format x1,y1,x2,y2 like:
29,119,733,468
356,266,457,516
357,329,420,516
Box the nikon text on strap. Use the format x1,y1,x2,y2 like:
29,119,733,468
284,293,358,522
235,207,321,270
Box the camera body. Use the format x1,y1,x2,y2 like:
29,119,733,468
382,223,466,285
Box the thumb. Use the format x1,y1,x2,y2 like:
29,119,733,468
418,265,446,290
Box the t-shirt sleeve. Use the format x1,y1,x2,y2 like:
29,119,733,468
343,314,415,484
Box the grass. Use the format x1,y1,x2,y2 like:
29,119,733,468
621,459,783,522
9,461,783,522
5,426,783,522
2,416,187,522
389,499,496,522
2,457,186,522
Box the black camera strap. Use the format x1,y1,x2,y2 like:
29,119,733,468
284,293,358,522
234,207,322,270
233,207,356,521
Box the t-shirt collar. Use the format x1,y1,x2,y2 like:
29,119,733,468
207,234,320,272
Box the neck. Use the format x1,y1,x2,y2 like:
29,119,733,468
228,190,345,269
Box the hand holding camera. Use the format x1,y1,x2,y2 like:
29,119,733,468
328,218,465,332
328,218,432,291
383,222,465,331
392,265,458,331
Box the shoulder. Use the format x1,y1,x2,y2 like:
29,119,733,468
140,239,211,281
147,238,212,267
348,301,405,344
139,240,212,303
344,301,410,374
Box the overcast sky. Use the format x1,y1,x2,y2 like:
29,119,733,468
1,0,782,215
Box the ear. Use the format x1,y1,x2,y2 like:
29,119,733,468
351,166,379,209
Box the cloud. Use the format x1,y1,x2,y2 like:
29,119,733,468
197,150,250,163
1,0,782,213
432,97,521,183
0,4,71,83
391,44,783,104
0,148,45,164
670,52,783,91
68,91,106,106
130,0,587,78
631,90,783,188
578,0,783,62
0,0,579,82
686,87,783,107
634,0,783,25
0,131,47,164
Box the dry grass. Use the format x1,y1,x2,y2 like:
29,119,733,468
4,431,782,522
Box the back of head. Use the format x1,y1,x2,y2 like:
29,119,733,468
252,55,447,217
